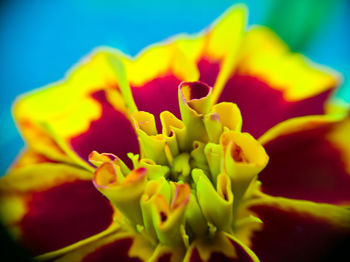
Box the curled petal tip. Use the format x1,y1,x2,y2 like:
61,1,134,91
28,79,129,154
89,150,118,165
123,167,147,184
171,183,191,210
93,162,118,188
179,81,213,115
180,81,212,101
221,131,269,168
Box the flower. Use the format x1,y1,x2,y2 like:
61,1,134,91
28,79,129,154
1,4,350,262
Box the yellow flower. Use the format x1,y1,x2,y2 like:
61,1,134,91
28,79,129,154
1,4,350,262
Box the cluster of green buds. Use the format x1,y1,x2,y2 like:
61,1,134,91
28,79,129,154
89,81,269,248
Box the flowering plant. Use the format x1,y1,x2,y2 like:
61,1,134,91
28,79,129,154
1,4,350,262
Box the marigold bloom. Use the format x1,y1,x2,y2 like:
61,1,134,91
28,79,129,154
1,4,350,262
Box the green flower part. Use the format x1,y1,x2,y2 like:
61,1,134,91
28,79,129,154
91,81,268,253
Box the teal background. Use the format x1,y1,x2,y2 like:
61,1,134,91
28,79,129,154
0,0,349,174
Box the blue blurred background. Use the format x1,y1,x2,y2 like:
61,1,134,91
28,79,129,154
0,0,349,174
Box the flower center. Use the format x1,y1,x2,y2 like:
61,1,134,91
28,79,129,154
90,81,269,247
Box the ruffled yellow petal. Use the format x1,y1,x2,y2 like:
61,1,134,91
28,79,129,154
258,114,350,205
236,26,340,101
245,195,350,262
14,49,140,170
54,231,154,262
0,163,115,255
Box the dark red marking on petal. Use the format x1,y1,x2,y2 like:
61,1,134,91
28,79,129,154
20,180,114,255
82,237,142,262
229,239,255,262
250,203,350,262
157,253,172,262
259,124,350,204
219,73,333,138
189,239,254,262
131,75,182,132
231,144,247,163
197,58,220,87
160,212,167,223
70,90,139,168
188,249,204,262
188,81,211,100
